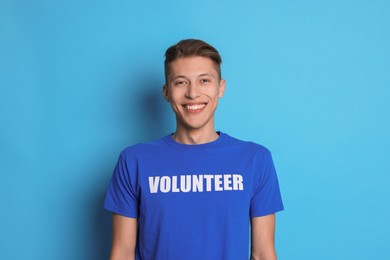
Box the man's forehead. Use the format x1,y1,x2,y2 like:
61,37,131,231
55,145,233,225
169,57,219,77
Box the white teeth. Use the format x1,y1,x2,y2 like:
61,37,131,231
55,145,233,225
185,104,206,110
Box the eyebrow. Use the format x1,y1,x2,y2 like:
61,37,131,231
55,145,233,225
171,75,187,80
171,73,216,80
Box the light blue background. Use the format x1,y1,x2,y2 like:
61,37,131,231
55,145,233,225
1,0,389,259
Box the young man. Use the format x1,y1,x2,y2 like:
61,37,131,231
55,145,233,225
104,39,284,260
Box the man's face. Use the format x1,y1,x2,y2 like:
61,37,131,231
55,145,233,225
163,56,226,133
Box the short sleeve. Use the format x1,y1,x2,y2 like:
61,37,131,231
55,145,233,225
250,150,284,217
104,154,139,218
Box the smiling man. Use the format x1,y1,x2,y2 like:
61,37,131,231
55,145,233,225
104,39,284,260
162,55,224,144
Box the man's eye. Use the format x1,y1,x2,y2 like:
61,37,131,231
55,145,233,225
200,79,211,83
175,81,187,85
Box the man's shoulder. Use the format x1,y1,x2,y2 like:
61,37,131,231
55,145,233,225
223,132,271,154
118,135,170,158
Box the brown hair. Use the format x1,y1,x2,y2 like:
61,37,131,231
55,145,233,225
164,39,222,83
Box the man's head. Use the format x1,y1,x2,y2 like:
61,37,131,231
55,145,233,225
162,39,226,136
164,39,222,84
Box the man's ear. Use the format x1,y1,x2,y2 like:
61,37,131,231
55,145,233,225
218,79,226,98
162,84,170,102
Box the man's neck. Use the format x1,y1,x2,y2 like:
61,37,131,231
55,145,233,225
172,128,219,145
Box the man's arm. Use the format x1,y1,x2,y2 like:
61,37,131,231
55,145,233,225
110,213,137,260
250,214,277,260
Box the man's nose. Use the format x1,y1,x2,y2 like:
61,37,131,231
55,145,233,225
185,83,200,99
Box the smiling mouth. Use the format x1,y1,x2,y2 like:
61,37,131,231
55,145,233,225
184,103,206,111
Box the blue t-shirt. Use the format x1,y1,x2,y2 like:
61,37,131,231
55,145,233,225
104,132,284,260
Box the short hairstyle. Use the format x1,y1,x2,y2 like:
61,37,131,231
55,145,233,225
164,39,222,83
